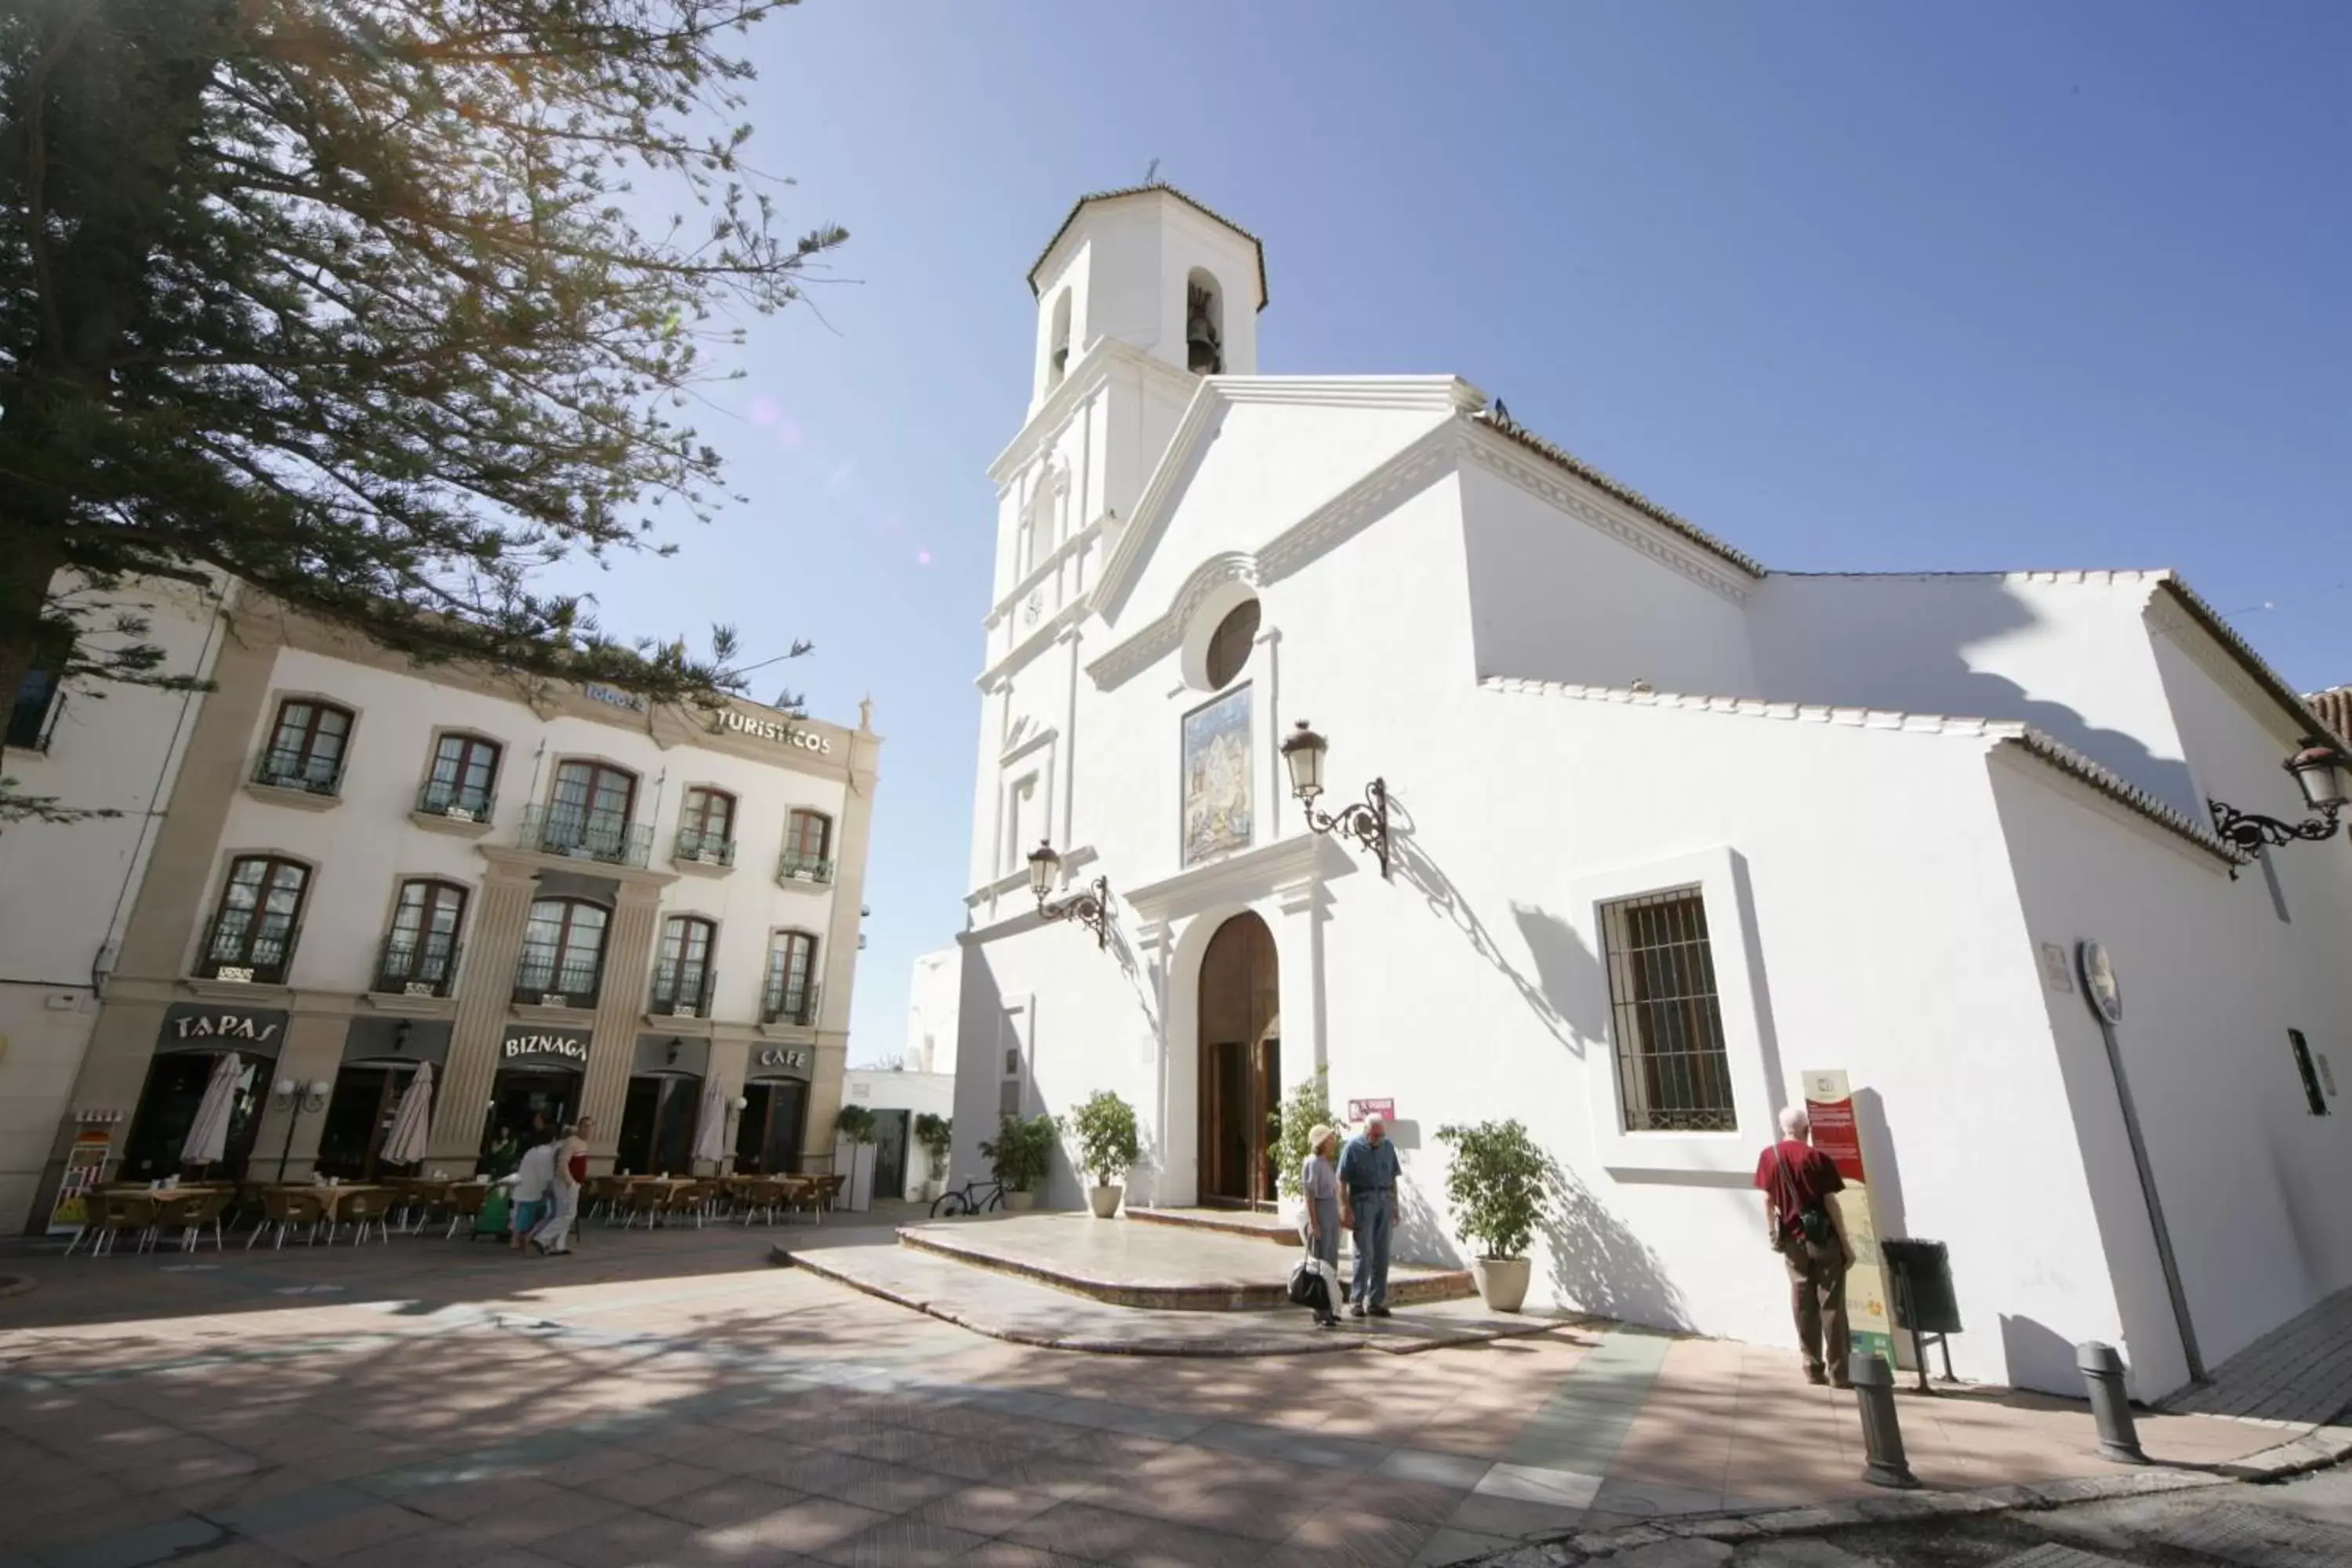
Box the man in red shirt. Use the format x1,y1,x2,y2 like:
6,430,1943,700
1754,1103,1853,1387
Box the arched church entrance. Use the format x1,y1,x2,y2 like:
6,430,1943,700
1196,911,1279,1209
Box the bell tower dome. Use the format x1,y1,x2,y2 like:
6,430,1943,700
1024,184,1267,414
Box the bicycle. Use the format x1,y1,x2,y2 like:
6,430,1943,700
930,1177,1004,1218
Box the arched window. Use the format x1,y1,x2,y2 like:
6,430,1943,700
423,732,501,819
379,878,467,995
652,915,717,1014
1185,270,1224,376
256,698,354,794
781,810,834,884
201,855,310,983
1205,598,1260,689
517,897,608,1007
763,931,821,1025
1047,289,1073,388
542,759,637,859
677,786,736,864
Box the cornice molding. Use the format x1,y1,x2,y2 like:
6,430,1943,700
1091,376,1479,624
1122,832,1357,924
1458,424,1755,607
1085,427,1457,691
987,337,1197,485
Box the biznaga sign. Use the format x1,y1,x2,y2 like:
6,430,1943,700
503,1033,590,1062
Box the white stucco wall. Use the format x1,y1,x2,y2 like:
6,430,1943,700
904,948,962,1076
1750,573,2197,815
0,573,229,1229
844,1066,956,1200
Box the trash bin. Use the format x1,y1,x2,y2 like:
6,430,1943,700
1879,1239,1960,1388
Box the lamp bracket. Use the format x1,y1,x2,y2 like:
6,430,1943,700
1036,877,1112,949
2209,797,2342,873
1302,778,1391,879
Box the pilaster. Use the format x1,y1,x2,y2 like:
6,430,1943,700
245,1005,356,1183
576,882,666,1166
426,861,539,1162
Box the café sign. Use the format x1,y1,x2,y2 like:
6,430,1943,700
159,1004,289,1054
501,1027,592,1067
753,1046,809,1076
716,710,834,755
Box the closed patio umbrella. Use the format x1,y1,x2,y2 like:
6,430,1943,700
380,1062,435,1168
690,1077,727,1170
180,1052,244,1171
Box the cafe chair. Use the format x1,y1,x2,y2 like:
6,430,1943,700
154,1189,231,1253
249,1189,328,1250
67,1192,156,1258
331,1190,392,1246
619,1183,668,1229
442,1182,489,1240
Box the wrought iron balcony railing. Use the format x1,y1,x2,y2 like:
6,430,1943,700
374,933,462,998
775,850,835,886
649,965,718,1018
252,746,344,797
195,915,300,985
673,827,737,868
416,777,495,824
514,956,602,1010
759,978,822,1028
521,804,652,868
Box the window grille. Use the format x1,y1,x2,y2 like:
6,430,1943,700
1602,889,1737,1132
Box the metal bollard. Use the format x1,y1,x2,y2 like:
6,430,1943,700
2075,1341,2147,1464
1849,1352,1920,1489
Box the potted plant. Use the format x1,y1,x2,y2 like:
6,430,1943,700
914,1112,953,1201
979,1112,1056,1210
1266,1065,1331,1218
1063,1091,1140,1218
1434,1118,1545,1312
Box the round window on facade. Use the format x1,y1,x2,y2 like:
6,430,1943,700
1204,599,1261,689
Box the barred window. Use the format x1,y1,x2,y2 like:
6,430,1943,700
1602,889,1737,1133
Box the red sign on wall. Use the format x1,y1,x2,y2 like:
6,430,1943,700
1806,1090,1867,1185
1347,1098,1396,1123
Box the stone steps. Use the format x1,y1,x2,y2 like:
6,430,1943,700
893,1211,1475,1312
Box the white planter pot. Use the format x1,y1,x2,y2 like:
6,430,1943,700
1088,1184,1123,1218
1003,1189,1037,1212
1472,1256,1531,1314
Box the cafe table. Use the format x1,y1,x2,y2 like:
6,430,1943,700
262,1183,390,1225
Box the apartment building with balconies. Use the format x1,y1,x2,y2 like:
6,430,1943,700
18,589,878,1229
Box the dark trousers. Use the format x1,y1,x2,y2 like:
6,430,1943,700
1784,1237,1851,1380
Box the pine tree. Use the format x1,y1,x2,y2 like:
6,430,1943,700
0,0,842,804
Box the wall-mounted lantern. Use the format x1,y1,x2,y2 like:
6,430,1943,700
1027,840,1111,948
1280,720,1392,878
2210,739,2350,861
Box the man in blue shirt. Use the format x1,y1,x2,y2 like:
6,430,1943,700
1336,1115,1402,1317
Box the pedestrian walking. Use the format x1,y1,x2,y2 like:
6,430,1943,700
1298,1124,1345,1327
529,1116,592,1256
509,1133,556,1254
1337,1114,1400,1318
1755,1104,1854,1386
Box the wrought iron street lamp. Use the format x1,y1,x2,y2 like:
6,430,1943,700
1280,720,1392,879
2209,739,2350,858
270,1076,332,1183
1027,840,1111,948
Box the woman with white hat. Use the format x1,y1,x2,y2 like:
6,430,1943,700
1299,1123,1345,1327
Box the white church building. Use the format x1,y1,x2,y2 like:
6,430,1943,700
945,184,2352,1401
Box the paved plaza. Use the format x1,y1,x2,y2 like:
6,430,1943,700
0,1221,2343,1568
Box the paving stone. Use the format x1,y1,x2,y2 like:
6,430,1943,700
2152,1498,2352,1567
1984,1547,2136,1568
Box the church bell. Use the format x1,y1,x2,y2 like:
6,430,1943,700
1186,295,1222,376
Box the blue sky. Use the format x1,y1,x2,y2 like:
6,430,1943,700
559,2,2350,1064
